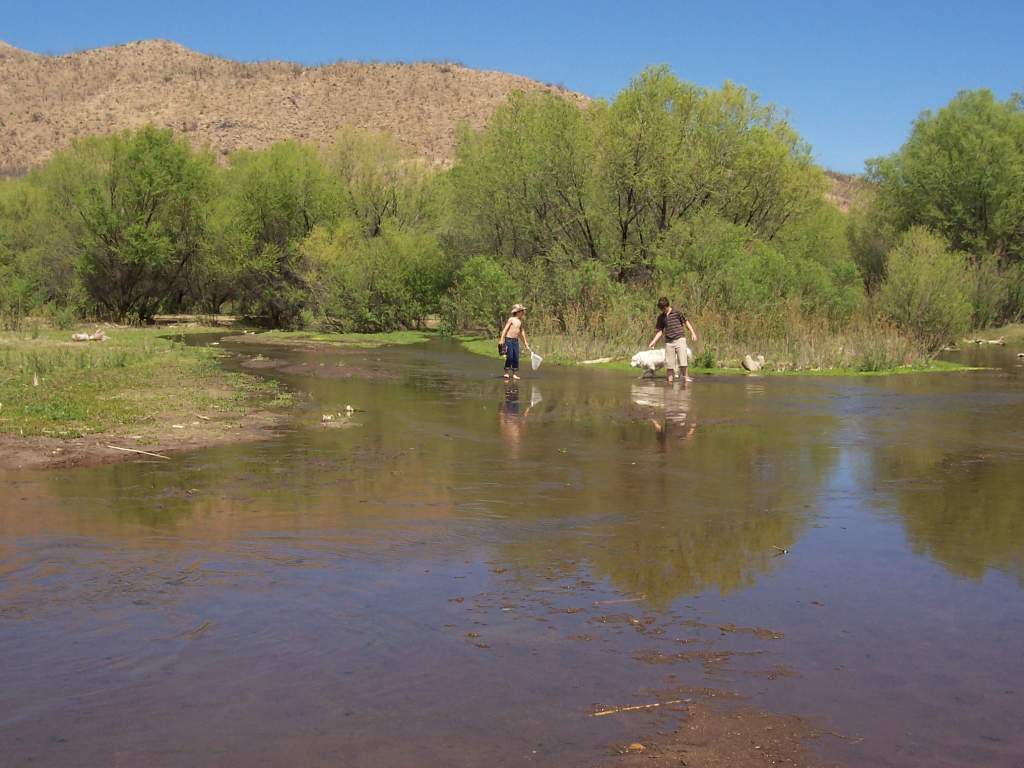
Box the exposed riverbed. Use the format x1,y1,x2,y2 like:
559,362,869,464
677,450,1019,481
2,336,1022,767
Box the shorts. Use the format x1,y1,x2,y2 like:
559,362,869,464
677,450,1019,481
665,338,689,371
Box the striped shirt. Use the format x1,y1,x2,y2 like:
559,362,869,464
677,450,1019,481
656,309,687,342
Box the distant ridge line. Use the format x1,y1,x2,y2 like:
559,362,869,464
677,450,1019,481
0,38,588,172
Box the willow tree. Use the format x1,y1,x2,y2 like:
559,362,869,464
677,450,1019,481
449,91,602,264
868,89,1024,261
450,67,827,283
325,127,440,237
218,141,342,326
42,126,213,322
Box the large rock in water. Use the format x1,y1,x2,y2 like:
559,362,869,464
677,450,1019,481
742,354,766,372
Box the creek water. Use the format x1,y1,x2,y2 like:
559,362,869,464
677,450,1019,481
2,337,1023,767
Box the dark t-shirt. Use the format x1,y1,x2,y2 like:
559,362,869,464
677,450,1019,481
656,309,687,342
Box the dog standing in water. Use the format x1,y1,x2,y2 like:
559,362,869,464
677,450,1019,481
499,304,533,380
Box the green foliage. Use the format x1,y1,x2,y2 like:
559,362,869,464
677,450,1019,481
450,91,600,264
877,227,972,353
326,127,440,236
222,141,343,326
6,70,1017,363
442,255,516,332
846,188,896,292
868,90,1024,261
0,175,79,326
303,224,452,332
41,126,214,322
966,252,1015,328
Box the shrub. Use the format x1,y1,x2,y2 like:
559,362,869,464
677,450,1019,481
966,252,1015,328
304,225,453,332
876,227,972,353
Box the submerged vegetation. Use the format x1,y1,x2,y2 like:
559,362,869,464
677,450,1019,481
1,68,1021,372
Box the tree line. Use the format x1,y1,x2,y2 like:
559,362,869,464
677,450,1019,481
2,66,1022,355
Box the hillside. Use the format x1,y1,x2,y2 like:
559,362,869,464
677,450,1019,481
824,170,870,212
0,39,585,174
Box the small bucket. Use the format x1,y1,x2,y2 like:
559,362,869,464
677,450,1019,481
530,351,543,370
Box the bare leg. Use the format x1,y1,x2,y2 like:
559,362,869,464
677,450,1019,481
682,366,693,383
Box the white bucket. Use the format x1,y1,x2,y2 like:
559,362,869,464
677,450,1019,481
530,351,543,370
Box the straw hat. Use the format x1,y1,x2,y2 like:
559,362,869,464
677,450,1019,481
511,303,526,314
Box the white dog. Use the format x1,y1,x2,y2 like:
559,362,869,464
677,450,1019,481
630,346,693,377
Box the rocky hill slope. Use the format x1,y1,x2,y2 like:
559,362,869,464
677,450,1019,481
0,39,584,174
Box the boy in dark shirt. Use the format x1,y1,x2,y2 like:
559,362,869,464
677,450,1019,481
648,296,699,383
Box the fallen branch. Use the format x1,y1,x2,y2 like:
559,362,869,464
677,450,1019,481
592,698,690,717
105,444,171,460
592,596,646,606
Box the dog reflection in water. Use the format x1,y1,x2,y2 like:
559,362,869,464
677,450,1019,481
498,385,540,457
631,382,696,449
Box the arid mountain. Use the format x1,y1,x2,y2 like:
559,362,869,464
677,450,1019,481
0,39,585,174
1,39,859,208
824,170,870,212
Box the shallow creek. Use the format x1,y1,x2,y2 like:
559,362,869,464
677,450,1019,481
2,337,1023,767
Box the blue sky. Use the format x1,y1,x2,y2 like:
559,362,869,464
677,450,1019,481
4,0,1022,172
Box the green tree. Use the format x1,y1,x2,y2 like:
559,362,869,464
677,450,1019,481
222,142,342,326
302,223,452,332
42,126,213,322
442,255,516,332
450,91,601,265
867,90,1024,261
326,127,440,237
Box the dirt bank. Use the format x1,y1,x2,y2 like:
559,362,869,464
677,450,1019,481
0,408,288,471
606,698,829,767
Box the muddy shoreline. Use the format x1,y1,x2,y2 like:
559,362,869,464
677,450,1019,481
0,409,289,471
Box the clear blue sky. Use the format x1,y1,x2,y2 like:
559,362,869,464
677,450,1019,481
4,0,1022,172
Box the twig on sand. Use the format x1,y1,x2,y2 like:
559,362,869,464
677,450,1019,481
592,699,690,717
772,545,789,554
194,414,212,421
105,444,171,460
592,596,646,606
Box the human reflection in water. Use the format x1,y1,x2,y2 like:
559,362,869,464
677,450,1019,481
631,381,696,450
498,385,540,458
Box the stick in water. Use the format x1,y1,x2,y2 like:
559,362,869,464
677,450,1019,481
592,698,690,717
106,444,171,460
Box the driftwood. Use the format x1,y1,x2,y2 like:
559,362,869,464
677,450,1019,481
965,337,1006,346
592,698,690,717
105,444,170,460
72,328,107,342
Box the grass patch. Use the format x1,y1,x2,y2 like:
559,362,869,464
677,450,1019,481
233,329,434,348
458,335,979,377
0,327,289,438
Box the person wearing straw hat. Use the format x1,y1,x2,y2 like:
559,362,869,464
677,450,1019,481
499,304,532,380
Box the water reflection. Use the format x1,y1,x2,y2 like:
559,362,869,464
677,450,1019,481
631,382,697,449
899,452,1024,583
497,384,539,458
5,341,1024,768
